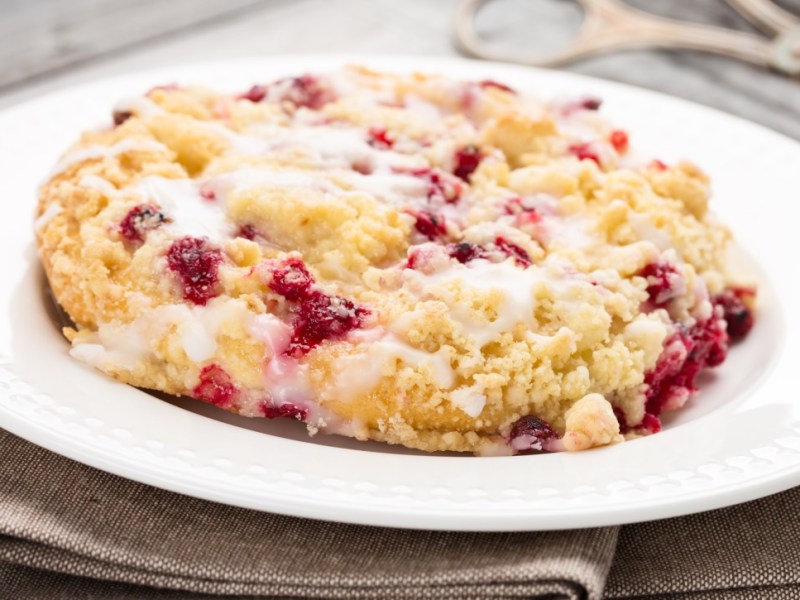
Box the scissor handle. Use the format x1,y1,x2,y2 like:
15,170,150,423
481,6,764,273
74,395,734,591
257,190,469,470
727,0,799,35
455,0,800,77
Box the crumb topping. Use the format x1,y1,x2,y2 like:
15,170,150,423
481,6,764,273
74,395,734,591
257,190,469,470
37,67,755,455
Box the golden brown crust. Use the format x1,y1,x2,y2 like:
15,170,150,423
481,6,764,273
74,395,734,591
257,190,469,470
36,67,740,454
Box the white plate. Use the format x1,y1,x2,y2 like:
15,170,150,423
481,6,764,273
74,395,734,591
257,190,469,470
1,55,799,531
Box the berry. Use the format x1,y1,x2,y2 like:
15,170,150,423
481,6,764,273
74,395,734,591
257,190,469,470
578,97,602,110
713,288,755,341
288,292,368,357
615,407,661,435
613,406,630,434
261,402,308,421
692,313,729,368
199,182,217,201
276,75,333,109
410,209,447,241
397,167,463,204
558,97,602,114
405,246,442,271
166,237,223,305
239,76,334,109
239,85,267,102
192,364,238,408
405,249,422,270
112,110,132,126
649,159,669,171
509,415,558,453
640,413,662,434
478,79,516,94
640,262,683,306
453,145,483,181
266,258,370,356
644,316,729,416
610,129,629,153
352,160,373,175
495,237,531,267
267,256,314,301
504,197,542,226
118,204,168,245
367,126,394,149
448,242,487,264
504,197,540,217
237,224,258,241
644,330,693,416
426,171,463,204
569,142,601,164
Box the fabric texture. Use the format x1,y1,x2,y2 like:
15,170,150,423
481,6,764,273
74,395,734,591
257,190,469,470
604,485,800,599
0,429,617,600
2,428,800,599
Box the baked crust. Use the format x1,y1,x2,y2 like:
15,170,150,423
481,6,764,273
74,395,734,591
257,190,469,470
35,67,751,455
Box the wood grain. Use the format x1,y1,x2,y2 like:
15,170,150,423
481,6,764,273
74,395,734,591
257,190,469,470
0,0,797,139
0,0,267,89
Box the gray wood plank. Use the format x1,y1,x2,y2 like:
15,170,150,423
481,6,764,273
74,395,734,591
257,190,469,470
0,0,797,140
0,0,269,89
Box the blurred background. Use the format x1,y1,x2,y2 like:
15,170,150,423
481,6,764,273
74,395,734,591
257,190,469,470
1,0,798,136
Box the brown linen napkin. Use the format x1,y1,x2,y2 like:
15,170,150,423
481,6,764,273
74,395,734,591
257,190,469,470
0,428,617,600
604,486,800,600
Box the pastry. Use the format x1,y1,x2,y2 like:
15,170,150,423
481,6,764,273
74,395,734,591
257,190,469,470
35,67,755,455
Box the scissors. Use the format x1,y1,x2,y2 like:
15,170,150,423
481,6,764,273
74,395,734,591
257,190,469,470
455,0,800,77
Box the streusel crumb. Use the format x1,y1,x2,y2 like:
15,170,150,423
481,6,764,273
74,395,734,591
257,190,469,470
35,67,755,455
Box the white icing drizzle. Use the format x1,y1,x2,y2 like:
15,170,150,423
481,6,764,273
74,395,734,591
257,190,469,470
113,96,165,119
69,299,256,369
79,174,118,196
374,335,455,388
248,314,313,408
405,257,587,349
264,355,314,406
291,125,375,167
209,167,337,198
342,170,428,205
69,342,107,368
449,383,487,418
34,202,62,231
197,121,269,156
462,220,522,245
329,334,455,399
552,107,609,142
404,95,444,126
48,139,169,179
245,121,426,173
247,314,351,430
508,193,597,249
69,322,149,370
137,176,231,242
80,167,333,244
629,212,674,252
248,313,292,356
547,214,596,249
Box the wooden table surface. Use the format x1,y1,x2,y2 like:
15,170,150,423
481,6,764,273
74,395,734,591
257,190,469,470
1,0,798,138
